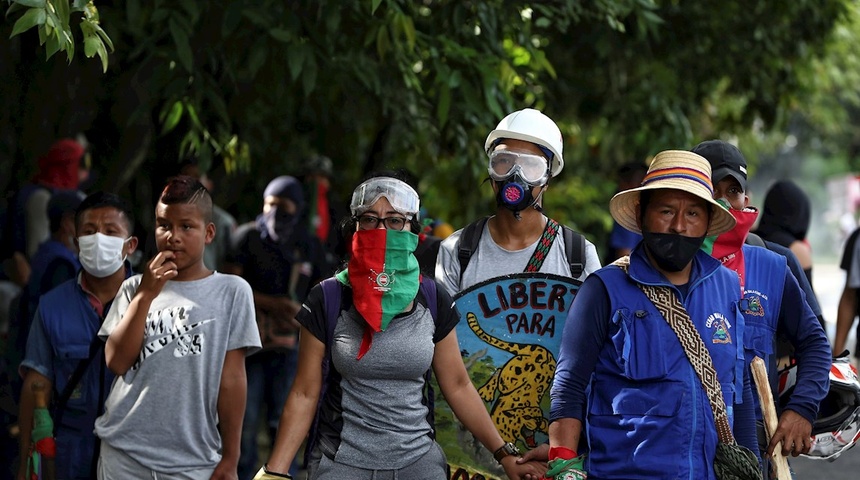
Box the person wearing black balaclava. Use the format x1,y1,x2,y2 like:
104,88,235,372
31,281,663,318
754,180,814,287
224,175,326,480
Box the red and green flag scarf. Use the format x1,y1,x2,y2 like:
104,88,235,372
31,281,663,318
336,228,420,359
701,203,758,291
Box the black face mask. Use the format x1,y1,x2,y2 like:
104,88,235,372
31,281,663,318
260,208,298,243
494,174,541,215
641,231,705,272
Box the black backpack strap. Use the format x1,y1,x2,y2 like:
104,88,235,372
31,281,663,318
53,334,103,434
562,225,586,278
418,276,438,437
457,217,490,284
305,278,343,468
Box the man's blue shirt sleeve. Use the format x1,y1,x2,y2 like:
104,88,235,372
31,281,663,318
19,307,54,381
777,266,831,424
550,275,610,422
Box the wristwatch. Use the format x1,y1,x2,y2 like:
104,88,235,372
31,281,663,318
493,442,521,464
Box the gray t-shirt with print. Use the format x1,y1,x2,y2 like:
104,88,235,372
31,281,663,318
435,216,601,297
94,272,261,473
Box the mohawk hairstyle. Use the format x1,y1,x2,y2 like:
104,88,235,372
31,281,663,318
159,175,214,223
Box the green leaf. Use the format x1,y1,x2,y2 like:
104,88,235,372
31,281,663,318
241,8,271,28
246,41,268,78
169,18,193,71
178,0,200,21
301,57,317,96
10,7,46,38
162,101,184,134
287,45,307,81
371,0,383,15
186,102,203,130
15,0,46,8
55,0,70,28
84,34,99,57
6,3,27,18
269,28,291,42
44,29,60,59
437,83,451,127
96,40,108,72
92,22,113,51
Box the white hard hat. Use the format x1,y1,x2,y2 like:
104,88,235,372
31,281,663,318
484,108,564,177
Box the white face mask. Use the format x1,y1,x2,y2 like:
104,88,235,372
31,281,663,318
78,233,129,278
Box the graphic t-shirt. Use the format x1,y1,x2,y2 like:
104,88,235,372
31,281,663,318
94,272,261,472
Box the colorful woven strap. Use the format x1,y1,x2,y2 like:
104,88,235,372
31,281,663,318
613,256,735,445
525,218,561,273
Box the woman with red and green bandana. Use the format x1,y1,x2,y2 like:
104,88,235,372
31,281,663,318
255,173,544,480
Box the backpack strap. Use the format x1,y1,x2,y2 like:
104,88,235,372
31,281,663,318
562,225,586,278
417,276,437,437
459,216,587,279
457,217,490,285
53,334,103,434
304,278,343,467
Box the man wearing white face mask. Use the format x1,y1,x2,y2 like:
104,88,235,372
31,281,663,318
17,192,138,480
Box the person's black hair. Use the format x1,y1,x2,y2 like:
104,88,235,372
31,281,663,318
159,175,214,223
617,161,648,184
75,191,135,233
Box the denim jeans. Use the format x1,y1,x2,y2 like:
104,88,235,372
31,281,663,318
237,348,299,480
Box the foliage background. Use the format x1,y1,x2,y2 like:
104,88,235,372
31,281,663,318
3,0,859,254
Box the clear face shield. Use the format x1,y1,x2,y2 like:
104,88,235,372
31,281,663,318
487,150,550,185
350,177,420,217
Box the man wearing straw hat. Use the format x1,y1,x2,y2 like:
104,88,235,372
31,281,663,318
548,150,761,479
693,140,830,471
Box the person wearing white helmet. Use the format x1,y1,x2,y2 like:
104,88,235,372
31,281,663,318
434,109,601,476
435,108,601,295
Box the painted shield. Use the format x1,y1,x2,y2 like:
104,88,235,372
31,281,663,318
436,273,581,480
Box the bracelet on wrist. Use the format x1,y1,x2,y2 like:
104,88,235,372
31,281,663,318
263,464,293,479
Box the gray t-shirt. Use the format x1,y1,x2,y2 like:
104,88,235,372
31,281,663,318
435,216,601,297
94,272,261,472
298,281,459,470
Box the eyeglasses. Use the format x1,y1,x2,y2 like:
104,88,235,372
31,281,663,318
356,215,411,230
488,150,550,184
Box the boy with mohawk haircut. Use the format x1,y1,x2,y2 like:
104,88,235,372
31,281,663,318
95,176,261,479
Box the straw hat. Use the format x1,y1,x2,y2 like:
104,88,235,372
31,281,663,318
609,150,736,236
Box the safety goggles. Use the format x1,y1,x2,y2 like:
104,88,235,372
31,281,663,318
488,150,550,184
350,177,420,216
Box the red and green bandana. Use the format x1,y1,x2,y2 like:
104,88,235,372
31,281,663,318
701,206,758,291
336,228,420,359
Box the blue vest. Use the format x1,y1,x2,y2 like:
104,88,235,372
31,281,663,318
739,245,786,400
588,247,746,480
28,240,79,296
38,279,115,434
